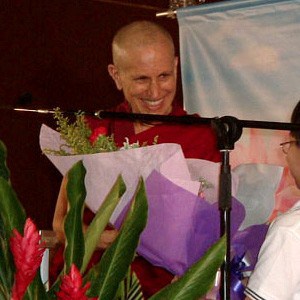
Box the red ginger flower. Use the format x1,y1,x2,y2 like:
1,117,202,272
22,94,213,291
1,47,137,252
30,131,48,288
57,264,97,300
89,127,107,145
10,218,45,300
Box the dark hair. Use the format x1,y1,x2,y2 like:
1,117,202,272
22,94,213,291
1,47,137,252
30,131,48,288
290,100,300,140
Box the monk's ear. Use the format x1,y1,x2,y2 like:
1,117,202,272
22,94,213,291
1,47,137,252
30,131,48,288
174,56,178,76
108,64,123,90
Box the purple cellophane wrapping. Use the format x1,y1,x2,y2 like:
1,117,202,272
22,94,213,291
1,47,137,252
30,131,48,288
136,170,245,275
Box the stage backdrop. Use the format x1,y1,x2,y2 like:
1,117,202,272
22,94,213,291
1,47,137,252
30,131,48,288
177,0,300,216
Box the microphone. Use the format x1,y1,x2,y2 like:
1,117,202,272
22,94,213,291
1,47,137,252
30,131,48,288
4,105,300,132
95,110,212,125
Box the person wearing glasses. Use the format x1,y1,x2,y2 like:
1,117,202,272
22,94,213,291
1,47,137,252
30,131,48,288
245,101,300,300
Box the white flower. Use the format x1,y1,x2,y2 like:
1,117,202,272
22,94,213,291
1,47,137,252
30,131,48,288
120,138,141,150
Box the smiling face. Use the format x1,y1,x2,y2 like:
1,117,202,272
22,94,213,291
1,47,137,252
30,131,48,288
108,21,178,115
108,43,178,115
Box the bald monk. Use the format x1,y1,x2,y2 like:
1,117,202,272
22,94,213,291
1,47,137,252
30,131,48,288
51,20,220,298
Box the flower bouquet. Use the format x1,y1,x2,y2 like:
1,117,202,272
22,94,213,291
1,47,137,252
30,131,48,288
40,110,227,276
38,109,284,298
40,109,185,222
0,139,226,299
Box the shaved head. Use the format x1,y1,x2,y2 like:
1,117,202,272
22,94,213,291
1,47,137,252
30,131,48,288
111,21,175,66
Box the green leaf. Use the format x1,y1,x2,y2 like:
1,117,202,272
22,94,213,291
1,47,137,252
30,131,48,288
0,140,10,182
114,267,143,300
149,235,226,300
86,177,148,299
24,273,49,300
0,236,14,298
64,160,86,272
0,179,26,236
0,139,26,235
81,174,126,273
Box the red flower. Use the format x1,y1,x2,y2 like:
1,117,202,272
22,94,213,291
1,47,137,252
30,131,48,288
56,264,97,300
10,218,45,300
89,127,107,145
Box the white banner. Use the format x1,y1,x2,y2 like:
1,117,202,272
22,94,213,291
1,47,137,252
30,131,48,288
178,0,300,122
177,0,300,214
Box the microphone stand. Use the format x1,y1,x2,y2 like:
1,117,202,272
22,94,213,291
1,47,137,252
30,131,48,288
211,116,242,300
9,107,300,299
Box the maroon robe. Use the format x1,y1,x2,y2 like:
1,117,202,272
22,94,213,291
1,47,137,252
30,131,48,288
50,102,220,298
87,101,220,161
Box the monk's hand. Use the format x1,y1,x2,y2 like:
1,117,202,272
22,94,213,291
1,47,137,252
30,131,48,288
171,275,180,283
98,229,119,249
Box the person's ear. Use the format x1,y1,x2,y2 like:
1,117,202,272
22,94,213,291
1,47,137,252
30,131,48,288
174,56,178,76
108,64,123,90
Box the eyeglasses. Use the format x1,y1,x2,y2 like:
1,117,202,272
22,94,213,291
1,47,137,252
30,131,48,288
280,140,300,154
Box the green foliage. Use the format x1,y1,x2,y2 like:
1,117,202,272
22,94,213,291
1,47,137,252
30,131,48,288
0,235,13,299
0,141,25,249
0,178,26,235
44,108,118,155
42,108,159,156
86,178,148,299
149,235,226,300
23,275,48,300
82,174,126,273
63,161,87,272
0,141,9,182
114,268,144,300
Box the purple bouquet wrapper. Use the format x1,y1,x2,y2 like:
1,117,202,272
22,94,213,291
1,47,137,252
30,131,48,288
135,170,246,275
232,223,269,269
229,224,268,300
